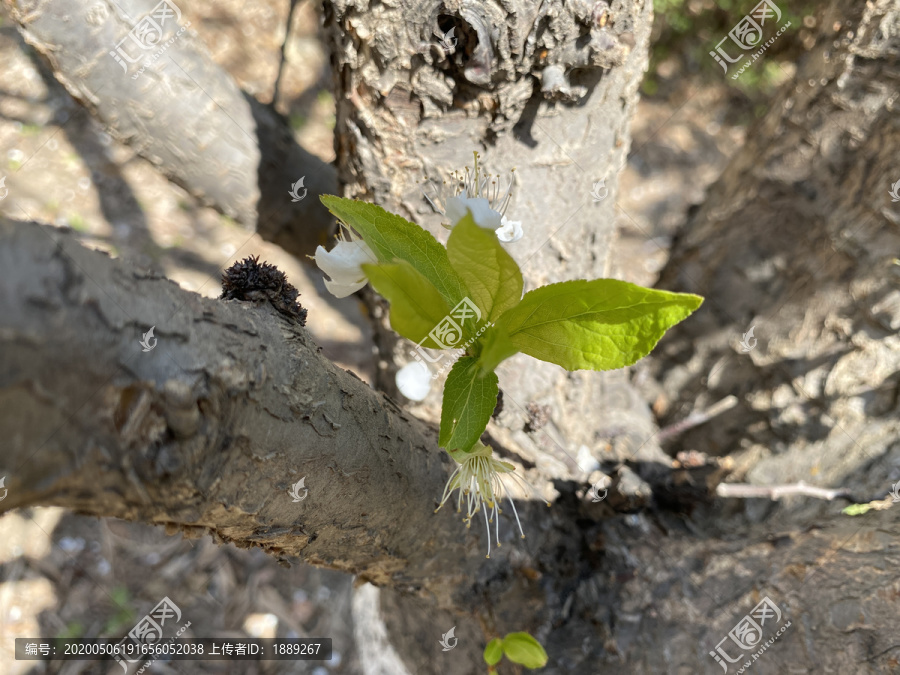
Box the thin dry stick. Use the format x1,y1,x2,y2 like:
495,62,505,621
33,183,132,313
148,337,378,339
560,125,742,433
716,482,851,501
272,0,302,108
656,395,739,442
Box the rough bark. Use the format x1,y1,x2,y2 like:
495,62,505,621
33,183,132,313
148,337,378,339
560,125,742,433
645,0,900,530
600,1,900,669
322,0,667,508
5,0,900,672
5,0,338,259
316,0,900,672
0,216,479,597
3,214,900,675
0,216,600,668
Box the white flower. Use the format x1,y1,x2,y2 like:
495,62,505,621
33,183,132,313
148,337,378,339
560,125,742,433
445,191,501,230
395,361,432,401
422,151,522,242
495,216,523,243
314,230,376,298
435,442,548,558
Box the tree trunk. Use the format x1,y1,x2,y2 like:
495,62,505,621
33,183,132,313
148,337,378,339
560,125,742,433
647,0,900,529
5,0,900,672
5,0,338,259
321,0,668,500
619,0,900,670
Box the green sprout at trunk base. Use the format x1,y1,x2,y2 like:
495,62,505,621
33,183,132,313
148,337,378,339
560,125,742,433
484,632,549,670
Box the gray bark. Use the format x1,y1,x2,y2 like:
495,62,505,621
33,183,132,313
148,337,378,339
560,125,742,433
4,0,900,672
646,0,900,529
0,217,593,667
0,215,471,596
2,204,900,675
5,0,338,259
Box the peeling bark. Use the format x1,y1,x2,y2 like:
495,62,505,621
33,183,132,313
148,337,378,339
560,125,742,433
5,0,338,259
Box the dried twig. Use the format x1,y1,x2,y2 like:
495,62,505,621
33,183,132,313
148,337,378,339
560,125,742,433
716,482,851,501
657,395,738,442
273,0,302,107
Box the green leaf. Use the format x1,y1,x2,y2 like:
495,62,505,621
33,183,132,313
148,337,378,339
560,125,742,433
320,195,468,308
439,357,499,452
496,279,703,371
501,632,548,669
483,638,503,666
362,261,450,347
476,324,518,373
842,503,875,516
447,213,523,321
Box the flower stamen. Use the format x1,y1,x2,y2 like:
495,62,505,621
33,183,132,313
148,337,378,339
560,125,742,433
435,442,544,557
419,152,521,242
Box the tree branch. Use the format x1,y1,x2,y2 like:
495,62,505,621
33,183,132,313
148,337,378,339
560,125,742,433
0,216,567,612
656,395,738,442
5,219,900,672
5,0,337,260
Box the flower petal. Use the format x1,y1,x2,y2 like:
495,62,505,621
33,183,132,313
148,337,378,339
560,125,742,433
315,242,372,280
446,196,502,230
314,239,376,298
323,277,368,298
496,217,523,242
396,361,432,401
